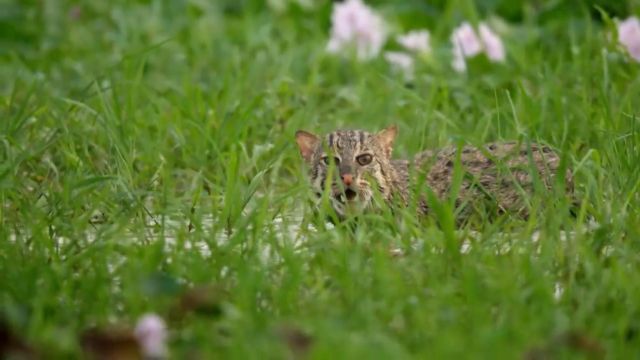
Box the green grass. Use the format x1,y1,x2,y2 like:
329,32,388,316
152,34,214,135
1,0,640,358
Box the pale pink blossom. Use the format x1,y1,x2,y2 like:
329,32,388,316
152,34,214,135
451,21,506,72
478,23,505,62
384,51,414,79
618,16,640,62
396,30,431,54
451,22,483,57
134,314,168,359
326,0,387,60
452,47,467,73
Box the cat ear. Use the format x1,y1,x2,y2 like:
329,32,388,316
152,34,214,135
375,125,397,156
295,130,320,163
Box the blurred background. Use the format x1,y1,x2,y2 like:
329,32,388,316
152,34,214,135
2,0,640,358
3,0,640,93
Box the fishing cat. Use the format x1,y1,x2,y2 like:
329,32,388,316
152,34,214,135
295,125,573,222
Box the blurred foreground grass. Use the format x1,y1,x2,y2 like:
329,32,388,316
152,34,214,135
1,0,640,358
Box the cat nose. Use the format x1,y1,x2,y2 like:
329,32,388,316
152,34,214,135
341,174,353,186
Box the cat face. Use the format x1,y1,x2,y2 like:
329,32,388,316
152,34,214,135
295,126,397,218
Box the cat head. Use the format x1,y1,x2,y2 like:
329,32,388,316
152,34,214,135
295,125,397,218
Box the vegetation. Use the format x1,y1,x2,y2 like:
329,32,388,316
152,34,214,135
1,0,639,358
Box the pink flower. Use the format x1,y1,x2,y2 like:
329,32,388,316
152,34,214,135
618,16,640,62
451,22,483,58
478,23,505,62
452,49,467,73
384,51,414,79
326,0,387,60
396,30,431,54
451,21,506,72
134,314,168,359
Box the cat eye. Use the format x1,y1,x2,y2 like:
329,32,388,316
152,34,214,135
322,156,340,166
356,154,373,165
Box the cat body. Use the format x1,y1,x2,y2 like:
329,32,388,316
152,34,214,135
295,126,573,221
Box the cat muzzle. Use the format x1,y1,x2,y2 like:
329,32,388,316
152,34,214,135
341,173,354,186
332,186,359,203
343,188,358,201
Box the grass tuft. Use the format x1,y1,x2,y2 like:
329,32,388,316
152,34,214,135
1,0,639,358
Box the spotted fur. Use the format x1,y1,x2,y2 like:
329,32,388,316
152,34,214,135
295,126,573,221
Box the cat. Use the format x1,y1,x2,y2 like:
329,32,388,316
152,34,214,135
295,125,574,222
